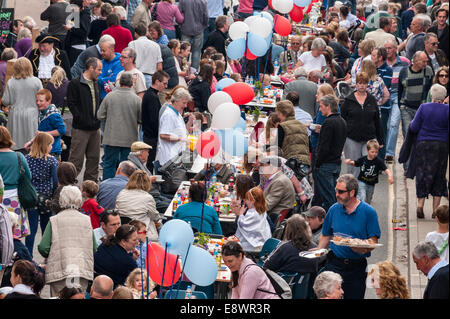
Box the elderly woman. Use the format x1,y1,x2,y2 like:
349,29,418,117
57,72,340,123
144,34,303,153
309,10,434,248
275,100,310,168
368,261,410,299
115,170,160,241
173,182,222,235
148,21,169,46
341,72,384,178
156,87,195,168
221,241,280,299
409,84,449,219
312,271,344,299
14,27,32,58
94,224,139,288
2,57,43,151
37,185,96,297
296,38,327,73
263,215,317,274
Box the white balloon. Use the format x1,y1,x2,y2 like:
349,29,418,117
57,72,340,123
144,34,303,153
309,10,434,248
207,91,233,114
211,103,241,129
244,15,259,27
272,0,294,14
248,16,273,39
229,21,250,40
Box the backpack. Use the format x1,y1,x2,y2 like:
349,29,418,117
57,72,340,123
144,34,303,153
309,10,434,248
151,2,158,21
244,264,292,299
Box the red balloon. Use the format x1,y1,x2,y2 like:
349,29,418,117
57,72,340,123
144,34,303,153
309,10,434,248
274,14,292,37
305,2,313,14
146,243,182,286
246,47,257,60
269,0,273,9
289,5,304,23
196,131,221,159
222,82,255,105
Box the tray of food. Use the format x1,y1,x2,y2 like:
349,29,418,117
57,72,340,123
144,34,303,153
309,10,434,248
299,249,328,259
331,236,383,248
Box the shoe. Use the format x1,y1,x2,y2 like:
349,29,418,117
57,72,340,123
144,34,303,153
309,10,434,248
385,155,394,163
417,207,425,219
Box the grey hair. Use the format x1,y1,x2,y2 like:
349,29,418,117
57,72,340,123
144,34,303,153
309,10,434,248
320,94,338,113
311,38,327,51
424,32,438,43
430,84,448,102
118,160,137,177
293,67,308,78
98,34,116,47
384,39,398,49
309,70,323,81
413,241,440,260
337,174,359,196
113,5,127,20
378,1,389,11
412,51,426,64
415,14,431,30
122,47,137,64
119,72,133,87
59,185,83,210
17,27,31,41
170,87,192,103
313,271,343,299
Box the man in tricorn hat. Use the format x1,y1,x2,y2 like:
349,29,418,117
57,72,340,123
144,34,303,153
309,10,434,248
28,33,72,85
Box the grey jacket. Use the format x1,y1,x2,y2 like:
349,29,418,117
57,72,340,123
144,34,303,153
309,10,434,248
128,153,160,198
97,87,142,148
282,77,318,118
178,0,209,36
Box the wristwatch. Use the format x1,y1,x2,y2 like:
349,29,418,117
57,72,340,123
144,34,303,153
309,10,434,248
298,191,305,196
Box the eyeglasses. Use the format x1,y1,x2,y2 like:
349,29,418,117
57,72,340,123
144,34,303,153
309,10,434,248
439,74,449,78
335,188,350,194
291,42,301,45
430,42,439,46
137,230,147,235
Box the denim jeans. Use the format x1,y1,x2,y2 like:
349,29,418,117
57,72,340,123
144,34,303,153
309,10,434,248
102,145,131,181
378,108,390,161
314,163,341,212
203,18,216,44
144,74,152,89
357,181,375,204
343,138,368,178
163,29,177,40
386,93,400,157
26,209,52,258
181,33,203,70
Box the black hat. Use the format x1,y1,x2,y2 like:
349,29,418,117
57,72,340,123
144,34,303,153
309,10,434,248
35,34,60,44
303,206,326,219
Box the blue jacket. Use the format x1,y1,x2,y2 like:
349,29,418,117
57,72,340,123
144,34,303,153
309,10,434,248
98,53,123,99
174,201,223,235
38,104,66,155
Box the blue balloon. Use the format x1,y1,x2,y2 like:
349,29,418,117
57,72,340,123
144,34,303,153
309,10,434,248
265,32,273,48
294,0,311,7
216,78,235,92
233,117,247,132
247,32,270,57
159,219,194,256
182,245,218,286
227,38,246,60
215,129,249,157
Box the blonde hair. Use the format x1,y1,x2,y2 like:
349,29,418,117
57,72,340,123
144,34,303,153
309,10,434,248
13,57,33,79
359,39,376,57
49,66,67,89
112,286,134,299
29,132,54,160
318,83,338,101
369,261,410,299
125,170,152,192
275,100,295,118
366,139,380,151
360,59,377,81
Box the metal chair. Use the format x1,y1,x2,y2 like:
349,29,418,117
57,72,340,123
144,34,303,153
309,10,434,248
257,238,281,267
164,289,208,299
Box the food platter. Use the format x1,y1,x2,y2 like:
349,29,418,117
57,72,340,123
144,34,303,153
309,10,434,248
299,249,328,259
331,236,383,249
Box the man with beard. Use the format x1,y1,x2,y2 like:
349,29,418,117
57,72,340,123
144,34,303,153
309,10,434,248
313,174,381,299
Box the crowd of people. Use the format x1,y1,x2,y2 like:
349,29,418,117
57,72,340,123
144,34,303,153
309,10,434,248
0,0,448,300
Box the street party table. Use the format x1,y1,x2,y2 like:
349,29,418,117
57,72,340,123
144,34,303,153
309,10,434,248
244,86,283,112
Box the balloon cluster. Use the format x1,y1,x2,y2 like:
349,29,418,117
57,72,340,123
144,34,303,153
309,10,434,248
196,81,254,160
147,219,219,287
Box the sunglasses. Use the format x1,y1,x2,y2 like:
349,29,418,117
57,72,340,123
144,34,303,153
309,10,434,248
137,230,147,235
439,74,449,78
335,188,350,194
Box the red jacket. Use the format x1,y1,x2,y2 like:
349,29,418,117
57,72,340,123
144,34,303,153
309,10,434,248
102,25,133,53
81,198,104,229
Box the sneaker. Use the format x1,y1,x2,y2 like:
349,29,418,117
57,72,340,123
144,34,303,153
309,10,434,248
417,207,425,219
385,155,394,163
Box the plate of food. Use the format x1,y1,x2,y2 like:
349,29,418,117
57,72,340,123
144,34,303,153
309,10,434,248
299,249,328,259
153,175,165,183
331,236,383,248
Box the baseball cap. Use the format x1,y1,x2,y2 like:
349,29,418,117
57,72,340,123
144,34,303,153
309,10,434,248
303,206,326,219
131,141,152,152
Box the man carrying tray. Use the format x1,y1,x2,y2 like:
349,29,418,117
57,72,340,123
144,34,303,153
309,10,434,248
313,174,381,299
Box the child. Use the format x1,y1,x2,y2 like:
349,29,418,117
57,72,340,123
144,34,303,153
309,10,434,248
344,139,394,204
425,205,449,263
0,104,9,127
81,180,104,229
125,268,157,299
129,219,148,269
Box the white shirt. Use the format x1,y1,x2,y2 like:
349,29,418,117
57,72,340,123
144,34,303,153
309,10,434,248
38,51,56,79
174,56,187,87
156,106,187,166
128,36,163,75
351,55,372,85
115,68,147,94
236,208,272,252
425,231,449,263
298,51,326,73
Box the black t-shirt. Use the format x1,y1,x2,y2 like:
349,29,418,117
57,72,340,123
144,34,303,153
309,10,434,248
354,156,387,185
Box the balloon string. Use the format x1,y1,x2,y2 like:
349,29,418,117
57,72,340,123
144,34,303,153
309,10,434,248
168,255,180,299
160,242,168,299
176,243,192,293
243,31,249,78
146,237,149,299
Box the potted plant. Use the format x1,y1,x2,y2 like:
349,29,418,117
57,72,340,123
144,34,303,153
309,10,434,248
252,105,261,122
195,232,211,251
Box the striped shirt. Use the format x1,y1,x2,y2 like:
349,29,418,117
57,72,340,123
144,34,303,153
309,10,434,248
398,65,433,110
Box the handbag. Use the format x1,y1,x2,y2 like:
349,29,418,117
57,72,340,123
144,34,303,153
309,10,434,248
16,153,38,210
